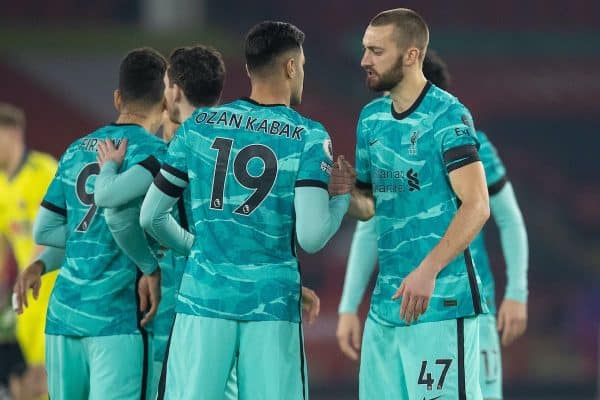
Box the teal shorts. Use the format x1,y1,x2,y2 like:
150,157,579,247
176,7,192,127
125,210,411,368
148,330,239,400
360,316,482,400
478,314,502,399
158,313,308,400
46,333,144,400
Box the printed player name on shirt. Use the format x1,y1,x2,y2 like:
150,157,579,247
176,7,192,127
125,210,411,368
195,110,305,141
80,137,125,152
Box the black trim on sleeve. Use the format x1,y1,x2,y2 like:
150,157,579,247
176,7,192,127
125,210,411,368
355,180,373,190
299,322,307,400
41,200,67,217
488,176,508,196
162,163,189,182
457,318,466,400
176,198,189,231
138,155,161,177
154,172,185,198
295,179,328,191
443,145,481,173
391,81,432,120
464,248,483,315
156,317,176,400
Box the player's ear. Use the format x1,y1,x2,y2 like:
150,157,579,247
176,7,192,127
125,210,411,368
113,90,122,112
173,84,183,104
245,64,251,79
285,57,296,79
404,47,420,67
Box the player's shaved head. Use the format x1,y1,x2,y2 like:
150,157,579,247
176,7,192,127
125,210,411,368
119,47,167,108
167,45,225,107
245,21,305,75
370,8,429,60
422,50,451,90
0,103,25,131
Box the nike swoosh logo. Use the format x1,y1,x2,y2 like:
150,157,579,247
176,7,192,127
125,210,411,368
421,396,442,400
368,139,379,146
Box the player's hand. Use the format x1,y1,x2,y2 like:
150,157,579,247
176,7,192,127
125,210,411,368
336,313,362,361
13,260,44,314
138,268,161,327
329,155,356,196
97,138,128,168
301,286,320,325
392,265,436,324
497,298,527,346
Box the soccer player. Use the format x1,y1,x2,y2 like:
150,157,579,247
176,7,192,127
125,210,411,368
22,48,166,400
0,103,58,392
337,50,529,399
94,45,231,400
347,9,491,399
139,21,353,400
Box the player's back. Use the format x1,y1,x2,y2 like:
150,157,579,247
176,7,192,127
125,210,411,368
170,98,332,323
43,123,166,336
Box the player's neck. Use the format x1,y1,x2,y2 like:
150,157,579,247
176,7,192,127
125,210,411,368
5,140,25,177
249,84,290,107
116,110,160,134
389,73,428,115
178,103,196,122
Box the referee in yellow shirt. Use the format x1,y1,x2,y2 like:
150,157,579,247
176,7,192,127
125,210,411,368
0,103,58,394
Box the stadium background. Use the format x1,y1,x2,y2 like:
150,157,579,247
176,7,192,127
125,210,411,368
1,0,598,399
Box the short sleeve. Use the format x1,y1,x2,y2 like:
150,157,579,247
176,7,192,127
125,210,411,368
163,124,189,181
435,103,481,173
295,123,333,190
41,160,67,217
355,109,372,189
477,131,508,195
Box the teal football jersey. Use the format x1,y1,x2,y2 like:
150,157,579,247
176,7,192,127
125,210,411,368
41,123,167,336
469,130,507,314
355,83,488,327
159,98,333,323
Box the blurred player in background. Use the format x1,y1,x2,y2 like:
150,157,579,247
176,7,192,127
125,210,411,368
347,8,490,399
15,48,167,400
0,103,58,398
139,21,352,399
337,50,529,399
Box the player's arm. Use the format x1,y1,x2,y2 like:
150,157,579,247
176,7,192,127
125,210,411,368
293,127,352,253
347,110,375,221
140,168,194,256
32,204,68,248
13,246,64,314
34,160,68,248
294,186,350,254
337,218,378,360
94,139,161,208
104,203,159,275
339,219,378,313
491,181,529,345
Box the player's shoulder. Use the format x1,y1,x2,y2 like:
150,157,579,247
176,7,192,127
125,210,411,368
426,84,469,115
359,95,391,119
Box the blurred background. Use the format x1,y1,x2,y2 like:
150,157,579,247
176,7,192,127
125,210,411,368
1,0,598,399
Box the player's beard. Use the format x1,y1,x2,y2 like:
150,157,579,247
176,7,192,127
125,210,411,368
366,56,404,92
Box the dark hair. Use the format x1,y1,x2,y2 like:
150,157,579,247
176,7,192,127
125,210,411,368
370,8,429,56
245,21,305,73
168,45,226,107
119,47,167,106
423,50,451,90
0,103,25,130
